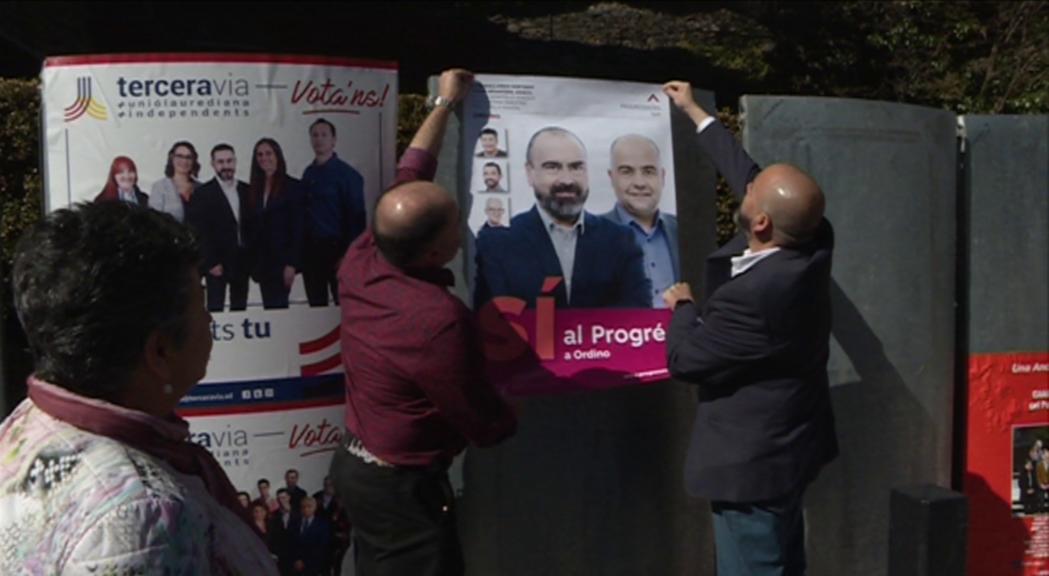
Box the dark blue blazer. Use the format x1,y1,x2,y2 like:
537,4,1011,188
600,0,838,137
251,175,305,282
667,121,838,503
192,178,256,274
293,516,331,575
474,206,652,308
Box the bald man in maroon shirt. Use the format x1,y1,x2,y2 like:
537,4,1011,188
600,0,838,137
331,69,517,576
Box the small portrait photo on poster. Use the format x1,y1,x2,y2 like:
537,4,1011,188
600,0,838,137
473,160,509,195
474,126,509,158
1013,424,1049,517
469,193,511,233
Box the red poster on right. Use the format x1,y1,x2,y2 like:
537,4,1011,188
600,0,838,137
966,352,1049,576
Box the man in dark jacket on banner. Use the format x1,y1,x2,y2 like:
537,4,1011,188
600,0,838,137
661,80,838,576
194,143,256,312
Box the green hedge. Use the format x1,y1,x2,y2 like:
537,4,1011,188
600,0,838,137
0,79,43,280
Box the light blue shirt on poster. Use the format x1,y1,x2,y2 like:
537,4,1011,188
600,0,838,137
615,204,676,308
536,205,585,301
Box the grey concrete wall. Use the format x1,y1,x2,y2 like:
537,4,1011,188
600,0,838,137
963,115,1048,355
741,96,958,576
432,83,721,576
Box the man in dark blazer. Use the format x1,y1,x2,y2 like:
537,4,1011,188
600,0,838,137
292,496,332,576
661,81,838,576
269,488,301,575
474,126,651,309
601,133,680,308
193,144,256,312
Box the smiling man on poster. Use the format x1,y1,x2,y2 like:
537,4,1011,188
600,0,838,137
474,126,651,309
601,133,680,308
194,143,255,312
301,118,366,307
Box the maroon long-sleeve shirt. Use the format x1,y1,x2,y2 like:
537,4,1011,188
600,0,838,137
337,148,517,468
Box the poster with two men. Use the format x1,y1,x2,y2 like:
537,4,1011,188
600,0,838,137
461,75,680,395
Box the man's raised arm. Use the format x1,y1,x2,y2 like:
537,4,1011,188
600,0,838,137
662,81,760,200
392,69,474,187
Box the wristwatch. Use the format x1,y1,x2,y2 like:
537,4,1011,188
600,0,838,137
427,95,454,110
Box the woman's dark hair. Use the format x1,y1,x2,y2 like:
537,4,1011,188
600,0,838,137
164,140,201,179
249,138,288,209
12,202,201,401
309,118,336,138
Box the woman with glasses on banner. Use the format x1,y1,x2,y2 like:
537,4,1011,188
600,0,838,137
94,156,149,207
150,140,201,223
249,137,305,309
0,202,277,575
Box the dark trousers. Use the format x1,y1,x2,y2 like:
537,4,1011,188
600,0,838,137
205,254,249,312
259,276,290,309
303,237,343,307
329,443,463,576
711,487,807,576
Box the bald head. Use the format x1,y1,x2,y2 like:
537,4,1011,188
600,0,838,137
748,164,824,247
374,181,459,268
608,134,665,224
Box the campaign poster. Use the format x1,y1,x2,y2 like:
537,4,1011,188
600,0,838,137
40,54,396,516
966,352,1049,576
462,75,678,395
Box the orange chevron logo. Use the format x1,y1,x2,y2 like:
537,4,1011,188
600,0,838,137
64,77,108,122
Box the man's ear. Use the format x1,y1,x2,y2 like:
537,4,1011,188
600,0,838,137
142,329,173,381
752,212,772,235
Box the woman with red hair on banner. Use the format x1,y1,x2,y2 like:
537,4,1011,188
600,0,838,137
94,156,149,207
249,137,305,309
149,140,201,223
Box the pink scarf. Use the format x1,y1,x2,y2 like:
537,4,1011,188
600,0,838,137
27,377,250,527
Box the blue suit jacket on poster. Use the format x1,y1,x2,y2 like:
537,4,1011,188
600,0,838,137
667,121,839,503
599,206,681,281
474,206,652,309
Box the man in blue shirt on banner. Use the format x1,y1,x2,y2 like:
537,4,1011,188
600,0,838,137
601,134,680,308
301,118,366,306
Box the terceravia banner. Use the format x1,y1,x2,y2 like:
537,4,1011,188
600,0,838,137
462,75,678,395
41,53,397,500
